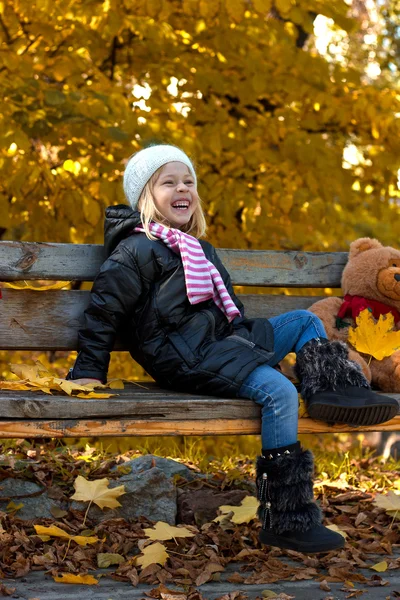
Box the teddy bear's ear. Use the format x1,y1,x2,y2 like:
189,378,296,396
348,237,382,260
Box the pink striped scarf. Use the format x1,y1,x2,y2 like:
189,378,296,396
134,223,241,323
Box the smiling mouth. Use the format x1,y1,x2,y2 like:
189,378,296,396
171,201,190,210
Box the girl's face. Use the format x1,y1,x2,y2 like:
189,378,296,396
152,162,199,229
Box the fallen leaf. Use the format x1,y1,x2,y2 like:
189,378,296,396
97,552,125,568
143,521,195,541
70,475,125,509
75,392,115,398
53,573,98,585
50,506,68,518
371,561,388,572
320,580,331,591
214,495,258,524
374,490,400,519
136,542,168,569
326,524,348,538
34,524,99,546
0,583,16,596
108,379,125,389
6,501,23,514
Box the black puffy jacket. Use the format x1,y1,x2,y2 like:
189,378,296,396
68,205,275,396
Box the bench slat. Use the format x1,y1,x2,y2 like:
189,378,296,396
0,242,347,287
0,290,325,350
1,384,398,420
0,416,399,437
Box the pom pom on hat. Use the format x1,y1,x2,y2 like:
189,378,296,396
123,144,197,210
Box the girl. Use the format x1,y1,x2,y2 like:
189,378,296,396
68,144,398,554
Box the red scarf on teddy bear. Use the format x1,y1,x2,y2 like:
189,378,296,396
337,294,400,324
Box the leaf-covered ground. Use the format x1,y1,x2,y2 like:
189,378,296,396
0,436,399,599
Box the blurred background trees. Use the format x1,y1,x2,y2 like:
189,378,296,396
1,0,400,253
2,0,400,386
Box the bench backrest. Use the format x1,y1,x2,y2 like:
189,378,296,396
0,242,347,351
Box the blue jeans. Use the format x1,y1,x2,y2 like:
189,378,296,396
238,310,327,450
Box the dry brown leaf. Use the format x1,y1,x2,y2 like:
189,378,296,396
0,583,16,596
320,580,331,591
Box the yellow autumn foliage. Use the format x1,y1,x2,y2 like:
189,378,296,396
348,309,400,361
71,475,126,510
34,524,100,546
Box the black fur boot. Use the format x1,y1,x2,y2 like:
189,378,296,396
295,338,399,426
256,442,344,553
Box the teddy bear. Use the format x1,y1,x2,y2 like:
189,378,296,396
309,237,400,393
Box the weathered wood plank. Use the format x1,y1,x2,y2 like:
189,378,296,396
0,241,347,287
0,415,399,437
0,384,398,421
0,385,262,419
0,289,325,350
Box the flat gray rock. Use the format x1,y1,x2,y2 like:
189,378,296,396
113,454,203,481
71,466,177,524
0,479,57,520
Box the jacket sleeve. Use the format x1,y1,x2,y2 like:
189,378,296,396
210,246,245,317
67,245,143,383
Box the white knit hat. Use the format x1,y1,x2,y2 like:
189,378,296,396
123,145,197,210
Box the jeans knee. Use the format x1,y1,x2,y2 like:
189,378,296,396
265,379,299,416
295,309,321,327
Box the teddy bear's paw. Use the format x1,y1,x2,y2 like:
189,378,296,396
370,353,400,393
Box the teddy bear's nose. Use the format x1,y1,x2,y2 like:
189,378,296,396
395,274,400,282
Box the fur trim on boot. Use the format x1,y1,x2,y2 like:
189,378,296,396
256,443,345,553
294,338,369,401
256,445,321,535
294,338,399,426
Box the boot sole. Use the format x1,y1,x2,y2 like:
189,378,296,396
259,530,345,553
308,401,398,427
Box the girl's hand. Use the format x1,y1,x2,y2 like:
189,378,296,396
70,378,103,385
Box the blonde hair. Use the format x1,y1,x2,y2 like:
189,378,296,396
138,166,207,240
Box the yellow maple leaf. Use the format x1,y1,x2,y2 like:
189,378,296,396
348,309,400,360
34,524,99,546
70,475,125,510
136,542,169,569
53,573,98,585
299,396,308,417
143,521,195,541
325,523,347,538
374,490,400,519
214,495,258,524
371,561,388,572
3,362,116,398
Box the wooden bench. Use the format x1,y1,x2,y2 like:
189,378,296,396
0,241,399,438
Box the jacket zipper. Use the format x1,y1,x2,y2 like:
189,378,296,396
228,334,255,349
227,334,273,360
258,472,272,530
203,310,216,341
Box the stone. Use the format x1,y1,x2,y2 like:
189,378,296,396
0,479,58,520
71,466,177,525
177,488,249,526
113,454,203,482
